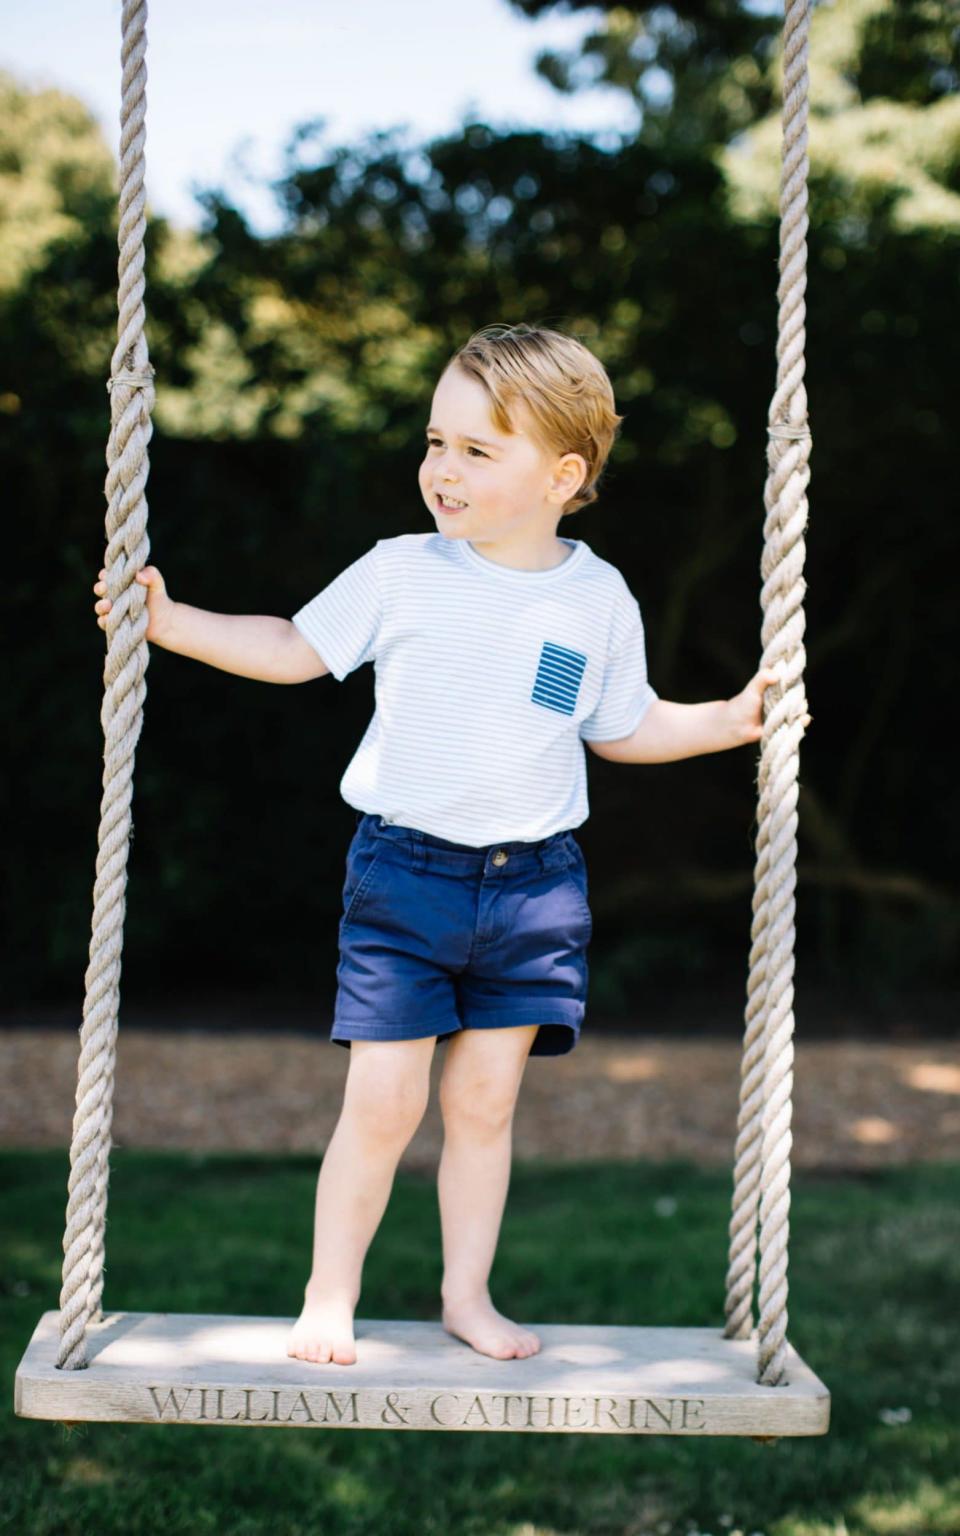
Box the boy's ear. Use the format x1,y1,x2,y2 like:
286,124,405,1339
552,452,588,500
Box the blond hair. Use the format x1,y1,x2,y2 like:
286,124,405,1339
445,323,624,517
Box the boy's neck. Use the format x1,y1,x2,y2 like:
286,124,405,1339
465,532,575,573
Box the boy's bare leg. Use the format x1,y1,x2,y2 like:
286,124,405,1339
287,1035,436,1365
437,1023,542,1359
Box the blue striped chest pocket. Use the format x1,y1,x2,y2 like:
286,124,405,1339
531,640,587,717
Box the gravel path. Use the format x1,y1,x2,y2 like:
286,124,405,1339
2,1028,958,1172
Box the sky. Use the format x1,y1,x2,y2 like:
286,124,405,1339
1,0,646,235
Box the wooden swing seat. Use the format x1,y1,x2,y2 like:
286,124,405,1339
16,1310,830,1437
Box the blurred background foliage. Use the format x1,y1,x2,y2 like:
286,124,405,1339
2,0,958,1022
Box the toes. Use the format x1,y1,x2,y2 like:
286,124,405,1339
303,1340,351,1364
287,1332,355,1365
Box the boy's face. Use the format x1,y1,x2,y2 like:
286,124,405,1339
419,365,586,551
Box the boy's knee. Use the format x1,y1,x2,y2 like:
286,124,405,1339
439,1075,517,1133
344,1057,430,1139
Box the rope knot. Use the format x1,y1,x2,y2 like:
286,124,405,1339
107,366,156,394
766,421,810,441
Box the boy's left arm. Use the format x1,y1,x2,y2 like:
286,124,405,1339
585,667,811,764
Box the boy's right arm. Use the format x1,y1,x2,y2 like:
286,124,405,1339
156,603,330,684
93,566,330,685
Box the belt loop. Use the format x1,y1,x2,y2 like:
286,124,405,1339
541,832,569,876
411,827,425,873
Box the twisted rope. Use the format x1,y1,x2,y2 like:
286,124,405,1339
723,0,811,1387
57,0,154,1370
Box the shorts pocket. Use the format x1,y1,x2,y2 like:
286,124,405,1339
341,840,386,928
562,859,593,941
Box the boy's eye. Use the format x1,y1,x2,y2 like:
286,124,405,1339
426,437,486,457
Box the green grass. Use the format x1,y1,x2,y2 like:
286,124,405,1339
2,1151,958,1536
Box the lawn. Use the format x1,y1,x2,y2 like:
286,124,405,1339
2,1151,958,1536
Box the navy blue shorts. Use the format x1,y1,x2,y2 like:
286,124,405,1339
332,811,592,1057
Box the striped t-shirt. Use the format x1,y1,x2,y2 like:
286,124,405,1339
292,531,657,847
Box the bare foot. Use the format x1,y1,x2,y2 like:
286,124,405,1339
442,1292,541,1360
287,1290,358,1365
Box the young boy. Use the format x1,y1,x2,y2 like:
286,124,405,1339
93,323,784,1370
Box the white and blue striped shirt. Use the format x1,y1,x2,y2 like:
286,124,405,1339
292,531,657,847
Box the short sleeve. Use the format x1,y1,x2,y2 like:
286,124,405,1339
579,597,658,742
291,542,383,682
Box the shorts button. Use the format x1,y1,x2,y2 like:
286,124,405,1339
492,849,509,866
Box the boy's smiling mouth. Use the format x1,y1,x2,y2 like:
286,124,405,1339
436,494,467,513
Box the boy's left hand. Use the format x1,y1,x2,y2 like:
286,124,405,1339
727,667,812,745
